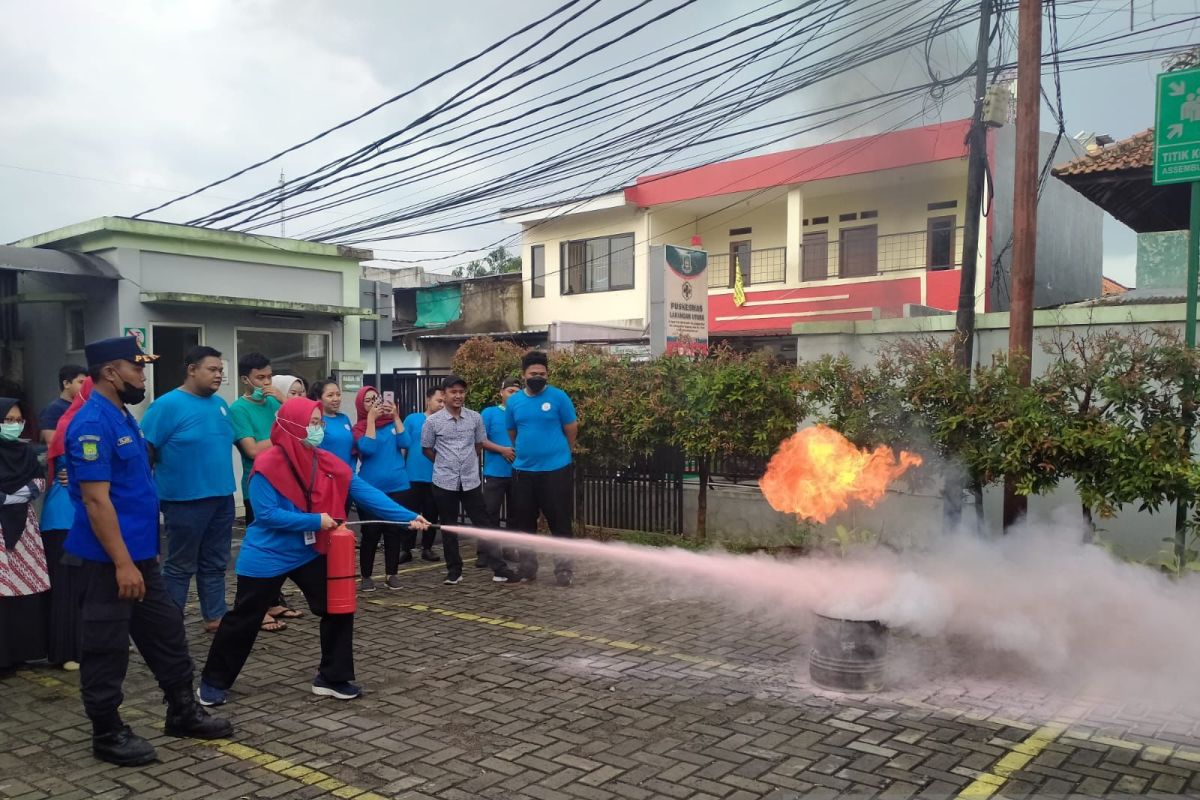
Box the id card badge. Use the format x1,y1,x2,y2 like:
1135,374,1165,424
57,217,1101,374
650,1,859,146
304,530,317,546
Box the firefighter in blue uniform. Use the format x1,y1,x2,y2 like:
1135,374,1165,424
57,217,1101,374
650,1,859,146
64,336,232,766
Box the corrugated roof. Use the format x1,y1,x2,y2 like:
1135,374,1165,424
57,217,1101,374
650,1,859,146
1052,130,1153,177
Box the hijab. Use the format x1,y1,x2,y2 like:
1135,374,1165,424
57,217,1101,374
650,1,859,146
271,374,304,400
251,397,351,517
351,385,391,440
47,377,92,480
0,398,41,549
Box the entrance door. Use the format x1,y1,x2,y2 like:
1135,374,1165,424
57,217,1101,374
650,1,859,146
839,225,878,278
729,240,751,287
802,232,829,281
151,324,202,400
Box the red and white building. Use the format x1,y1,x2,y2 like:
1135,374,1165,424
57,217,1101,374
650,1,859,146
503,119,1101,349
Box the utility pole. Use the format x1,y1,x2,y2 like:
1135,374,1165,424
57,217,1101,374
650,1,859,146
946,0,994,533
1003,0,1042,529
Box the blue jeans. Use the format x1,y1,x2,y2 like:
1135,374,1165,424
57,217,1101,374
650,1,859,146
161,496,235,622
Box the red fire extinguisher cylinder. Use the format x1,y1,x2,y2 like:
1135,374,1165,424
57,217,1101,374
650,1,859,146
324,525,357,615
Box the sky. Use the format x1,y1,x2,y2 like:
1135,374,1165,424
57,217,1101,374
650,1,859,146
3,0,1200,287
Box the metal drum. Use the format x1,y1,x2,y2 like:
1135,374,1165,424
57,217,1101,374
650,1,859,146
809,612,888,692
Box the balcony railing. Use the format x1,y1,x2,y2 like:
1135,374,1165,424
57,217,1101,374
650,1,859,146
705,229,964,289
707,246,787,289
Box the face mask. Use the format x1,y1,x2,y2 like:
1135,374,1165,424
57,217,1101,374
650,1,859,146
305,424,325,448
0,422,23,441
116,381,146,406
251,386,265,401
525,376,547,393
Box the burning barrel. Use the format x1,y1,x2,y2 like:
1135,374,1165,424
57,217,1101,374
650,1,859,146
809,613,888,692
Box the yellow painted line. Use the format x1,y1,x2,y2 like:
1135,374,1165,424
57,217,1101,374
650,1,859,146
13,670,387,799
369,598,740,670
956,723,1067,799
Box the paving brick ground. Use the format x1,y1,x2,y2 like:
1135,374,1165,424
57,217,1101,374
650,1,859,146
4,532,1200,799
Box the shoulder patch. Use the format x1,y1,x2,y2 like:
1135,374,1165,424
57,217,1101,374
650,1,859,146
117,435,133,446
81,442,99,461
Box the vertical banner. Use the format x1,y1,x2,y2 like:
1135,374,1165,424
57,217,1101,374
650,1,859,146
649,244,709,357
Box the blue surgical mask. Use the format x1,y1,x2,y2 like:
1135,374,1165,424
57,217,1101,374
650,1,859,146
305,424,325,448
0,422,23,441
251,386,265,402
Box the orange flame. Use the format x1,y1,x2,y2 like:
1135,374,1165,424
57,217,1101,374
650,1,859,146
760,425,922,523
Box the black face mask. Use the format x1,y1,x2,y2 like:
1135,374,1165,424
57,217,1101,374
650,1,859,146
115,379,146,406
525,376,547,393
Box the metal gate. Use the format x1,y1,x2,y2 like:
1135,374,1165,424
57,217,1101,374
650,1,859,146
386,368,450,417
574,447,684,535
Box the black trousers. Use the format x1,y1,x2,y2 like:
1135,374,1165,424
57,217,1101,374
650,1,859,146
360,490,406,577
72,558,194,719
202,555,353,690
511,466,575,577
402,482,439,552
431,485,503,573
482,476,517,562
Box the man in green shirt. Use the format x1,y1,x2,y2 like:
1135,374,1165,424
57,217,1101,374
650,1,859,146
228,351,291,631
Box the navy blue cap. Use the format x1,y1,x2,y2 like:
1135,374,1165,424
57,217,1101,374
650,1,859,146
84,336,159,369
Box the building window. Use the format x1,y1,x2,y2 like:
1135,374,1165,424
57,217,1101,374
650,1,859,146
927,215,957,270
530,245,545,298
65,307,85,352
811,216,829,225
838,212,858,222
928,200,958,211
236,328,330,390
860,210,878,219
561,233,634,295
729,227,752,236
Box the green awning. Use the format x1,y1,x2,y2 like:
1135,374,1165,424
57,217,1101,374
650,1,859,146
415,284,462,328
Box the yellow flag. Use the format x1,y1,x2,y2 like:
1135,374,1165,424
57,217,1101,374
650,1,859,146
733,257,747,307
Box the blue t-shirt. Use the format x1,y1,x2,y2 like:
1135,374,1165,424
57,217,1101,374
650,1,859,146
320,413,355,468
481,405,513,479
505,387,576,472
236,472,417,578
40,479,74,532
64,393,160,563
38,397,71,435
403,413,435,484
356,423,411,494
140,389,236,501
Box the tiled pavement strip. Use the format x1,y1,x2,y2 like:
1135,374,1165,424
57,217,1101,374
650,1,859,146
4,544,1200,800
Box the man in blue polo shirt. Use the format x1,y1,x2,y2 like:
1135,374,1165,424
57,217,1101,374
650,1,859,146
65,336,231,767
141,345,236,634
505,351,578,586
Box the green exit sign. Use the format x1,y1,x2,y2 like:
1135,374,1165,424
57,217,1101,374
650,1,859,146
1155,67,1200,185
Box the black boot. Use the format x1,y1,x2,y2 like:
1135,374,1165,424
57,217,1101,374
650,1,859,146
163,682,234,739
92,712,157,766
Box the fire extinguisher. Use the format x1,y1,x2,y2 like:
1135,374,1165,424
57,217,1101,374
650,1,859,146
317,524,357,615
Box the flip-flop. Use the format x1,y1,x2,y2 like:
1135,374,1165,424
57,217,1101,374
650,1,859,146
271,607,304,619
260,619,288,633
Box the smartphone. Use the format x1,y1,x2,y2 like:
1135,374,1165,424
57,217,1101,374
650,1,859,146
383,391,395,406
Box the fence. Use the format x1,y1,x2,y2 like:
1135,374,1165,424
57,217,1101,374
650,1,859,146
705,229,964,289
575,447,685,535
707,247,787,288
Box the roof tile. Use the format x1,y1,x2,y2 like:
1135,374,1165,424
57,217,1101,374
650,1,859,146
1053,130,1153,176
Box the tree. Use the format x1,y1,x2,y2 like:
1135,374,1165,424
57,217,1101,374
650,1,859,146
450,336,524,410
655,348,805,542
452,246,521,278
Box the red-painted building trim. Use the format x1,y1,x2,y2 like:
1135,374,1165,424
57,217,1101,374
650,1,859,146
625,119,971,207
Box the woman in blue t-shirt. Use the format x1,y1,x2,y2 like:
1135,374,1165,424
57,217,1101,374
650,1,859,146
352,386,410,591
309,379,354,469
198,398,429,707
